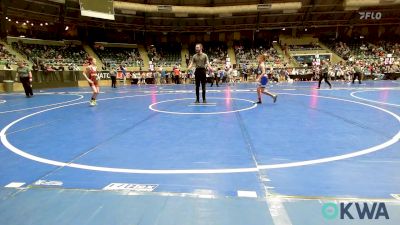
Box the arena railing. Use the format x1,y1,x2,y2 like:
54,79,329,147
1,69,399,90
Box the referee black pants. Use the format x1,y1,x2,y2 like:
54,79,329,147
111,76,117,88
195,68,206,101
20,77,33,97
352,72,362,84
318,73,332,88
210,76,219,87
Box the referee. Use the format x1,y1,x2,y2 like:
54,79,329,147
15,61,33,98
353,62,363,84
188,43,213,103
317,60,332,89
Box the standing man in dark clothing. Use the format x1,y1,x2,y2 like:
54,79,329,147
120,64,127,85
110,66,117,88
185,55,190,67
188,43,213,103
317,60,332,89
242,64,248,82
15,61,33,98
353,62,363,84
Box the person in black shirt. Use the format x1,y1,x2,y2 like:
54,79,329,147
110,66,117,88
317,60,332,89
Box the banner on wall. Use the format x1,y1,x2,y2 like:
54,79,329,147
96,71,136,79
385,55,394,65
359,12,382,20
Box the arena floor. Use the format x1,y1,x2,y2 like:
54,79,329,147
0,80,399,225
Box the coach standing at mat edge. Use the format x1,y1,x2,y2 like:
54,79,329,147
188,43,213,103
15,61,33,98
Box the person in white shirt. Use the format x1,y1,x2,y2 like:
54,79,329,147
231,66,239,84
139,71,147,85
226,67,234,86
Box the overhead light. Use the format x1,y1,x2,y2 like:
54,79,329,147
45,22,48,25
26,20,29,23
305,28,308,31
31,23,34,26
360,35,364,39
23,22,26,25
273,40,278,43
8,19,11,22
5,17,8,19
20,35,25,38
282,28,286,30
65,26,69,31
40,23,43,26
16,21,19,24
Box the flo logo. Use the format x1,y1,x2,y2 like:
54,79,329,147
322,202,389,220
359,11,382,20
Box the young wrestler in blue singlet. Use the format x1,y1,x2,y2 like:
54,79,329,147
255,54,278,104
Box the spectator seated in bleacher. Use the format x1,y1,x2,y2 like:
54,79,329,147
0,44,17,69
234,41,283,69
324,39,400,78
333,42,352,58
147,44,181,67
378,41,400,57
93,44,144,68
12,41,88,68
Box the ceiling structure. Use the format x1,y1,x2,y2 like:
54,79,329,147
1,0,399,33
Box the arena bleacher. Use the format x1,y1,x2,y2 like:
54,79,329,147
1,1,400,225
93,44,143,68
189,42,228,68
147,43,181,67
12,42,88,67
0,44,16,68
234,41,283,68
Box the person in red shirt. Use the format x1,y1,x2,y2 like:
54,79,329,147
173,67,180,84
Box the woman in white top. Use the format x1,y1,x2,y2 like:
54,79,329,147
139,71,147,85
